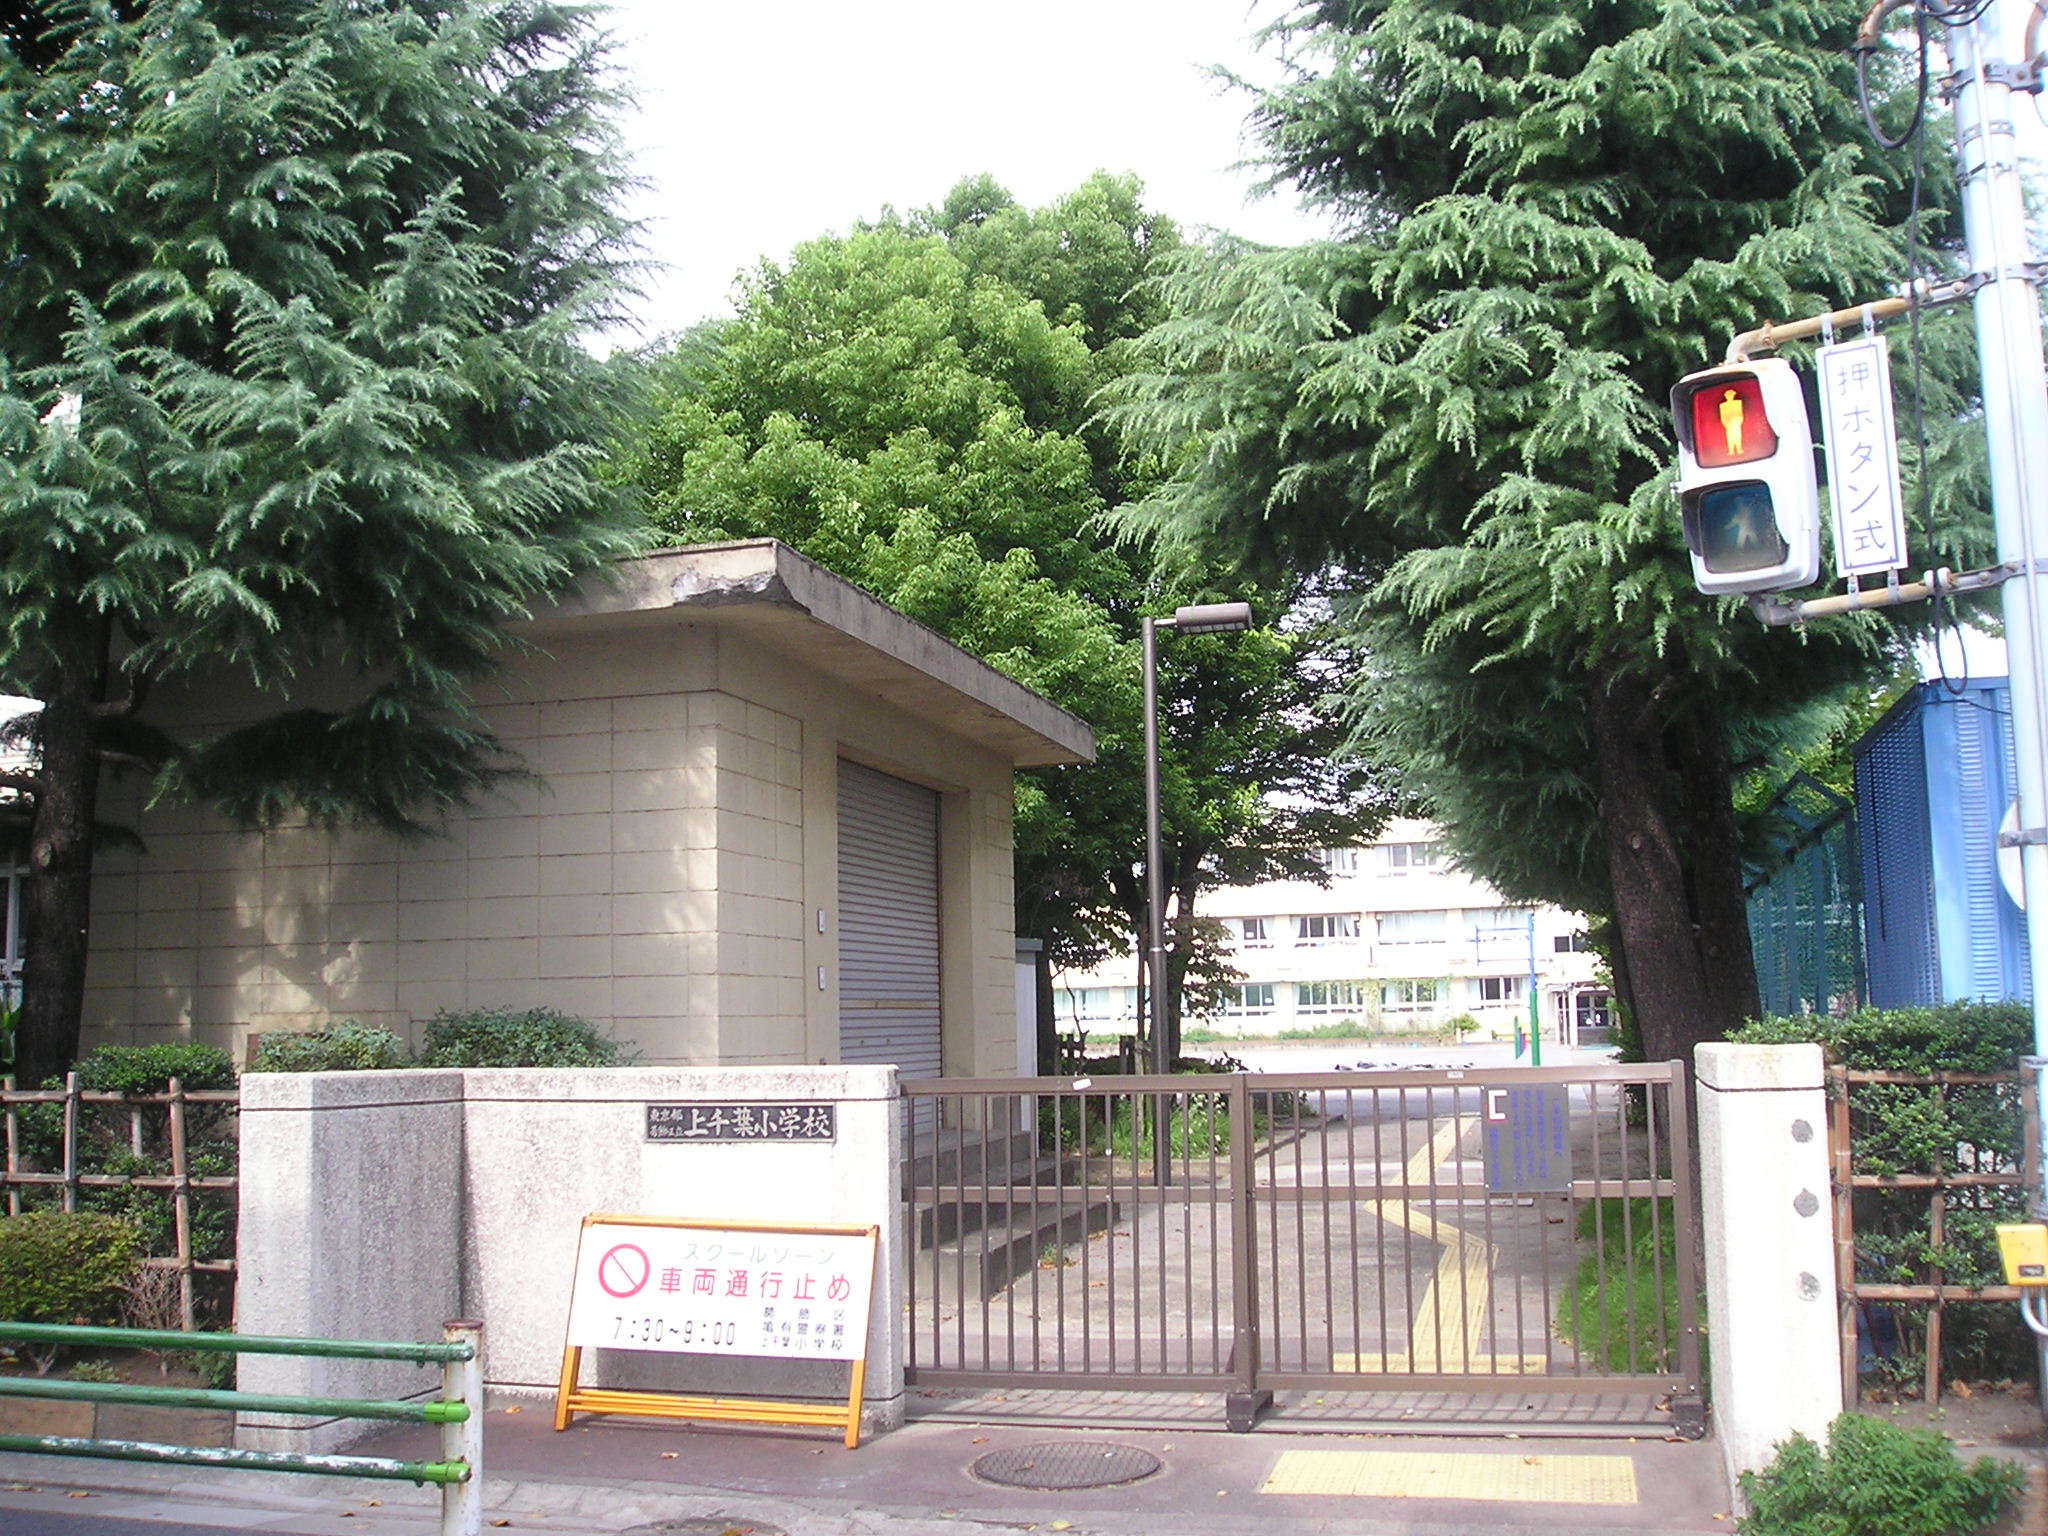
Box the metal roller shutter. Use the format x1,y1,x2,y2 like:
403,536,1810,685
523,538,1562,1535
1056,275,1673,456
837,762,942,1096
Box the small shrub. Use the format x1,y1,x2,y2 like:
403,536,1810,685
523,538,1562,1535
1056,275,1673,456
70,1043,236,1094
416,1006,627,1068
66,1359,119,1383
248,1021,410,1073
0,1211,143,1372
1737,1412,2022,1536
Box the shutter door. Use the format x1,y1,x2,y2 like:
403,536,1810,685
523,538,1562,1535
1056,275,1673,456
838,763,942,1100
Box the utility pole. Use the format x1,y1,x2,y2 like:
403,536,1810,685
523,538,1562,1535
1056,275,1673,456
1940,4,2048,1215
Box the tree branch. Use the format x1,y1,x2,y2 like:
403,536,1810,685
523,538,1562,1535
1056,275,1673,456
1631,673,1683,739
91,666,151,721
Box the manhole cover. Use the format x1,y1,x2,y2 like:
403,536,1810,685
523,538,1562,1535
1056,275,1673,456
971,1441,1162,1491
624,1520,787,1536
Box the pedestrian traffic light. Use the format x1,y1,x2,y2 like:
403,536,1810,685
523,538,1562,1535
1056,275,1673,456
1669,359,1821,595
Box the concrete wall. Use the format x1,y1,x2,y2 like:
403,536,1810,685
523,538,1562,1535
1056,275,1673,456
81,619,1019,1074
236,1065,903,1453
1696,1043,1842,1500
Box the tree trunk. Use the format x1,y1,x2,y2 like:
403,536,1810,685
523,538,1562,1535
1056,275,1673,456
15,660,101,1087
1671,702,1764,1031
1586,661,1723,1070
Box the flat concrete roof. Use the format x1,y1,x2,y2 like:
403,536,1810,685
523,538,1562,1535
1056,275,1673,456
528,540,1096,769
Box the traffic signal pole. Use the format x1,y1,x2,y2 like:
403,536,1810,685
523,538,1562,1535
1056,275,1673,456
1941,6,2048,1217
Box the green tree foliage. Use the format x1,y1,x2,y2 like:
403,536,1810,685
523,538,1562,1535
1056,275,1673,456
616,174,1388,1055
0,0,643,1083
1106,2,1989,1066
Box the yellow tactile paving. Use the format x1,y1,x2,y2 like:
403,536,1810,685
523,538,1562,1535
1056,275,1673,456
1365,1115,1528,1373
1261,1449,1639,1504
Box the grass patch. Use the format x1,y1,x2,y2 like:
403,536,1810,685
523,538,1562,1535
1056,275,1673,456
1556,1197,1697,1375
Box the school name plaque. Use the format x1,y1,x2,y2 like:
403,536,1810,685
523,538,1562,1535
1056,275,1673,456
645,1103,837,1143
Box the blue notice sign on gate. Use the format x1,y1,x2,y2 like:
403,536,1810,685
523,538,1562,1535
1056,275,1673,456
1481,1084,1573,1193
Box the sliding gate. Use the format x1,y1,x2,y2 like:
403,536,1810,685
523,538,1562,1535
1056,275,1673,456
902,1061,1701,1433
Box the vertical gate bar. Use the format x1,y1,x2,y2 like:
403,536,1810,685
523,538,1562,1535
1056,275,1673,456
128,1097,142,1159
1187,1089,1196,1376
1024,1091,1040,1375
1833,1067,1857,1406
1289,1078,1308,1371
1163,1081,1179,1368
1055,1086,1072,1375
1619,1114,1640,1374
978,1092,994,1371
168,1079,194,1332
1345,1085,1362,1372
1428,1085,1448,1376
1644,1074,1671,1371
1207,1083,1221,1373
1372,1084,1390,1370
1317,1077,1335,1370
952,1090,967,1372
1229,1073,1258,1395
1398,1086,1417,1377
1119,1083,1133,1372
1477,1082,1498,1373
1666,1061,1703,1394
904,1093,917,1375
1588,1075,1611,1375
1262,1079,1280,1357
1105,1087,1120,1373
1077,1089,1092,1374
1447,1081,1465,1374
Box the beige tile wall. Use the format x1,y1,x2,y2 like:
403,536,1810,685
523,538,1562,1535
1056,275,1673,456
80,622,1019,1073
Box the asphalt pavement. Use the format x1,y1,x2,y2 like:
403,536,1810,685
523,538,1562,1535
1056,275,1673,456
0,1391,1745,1536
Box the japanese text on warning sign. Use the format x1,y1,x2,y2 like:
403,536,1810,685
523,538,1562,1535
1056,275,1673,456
565,1220,875,1360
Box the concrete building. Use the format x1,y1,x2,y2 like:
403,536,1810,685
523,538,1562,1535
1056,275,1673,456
1055,817,1611,1046
74,540,1093,1074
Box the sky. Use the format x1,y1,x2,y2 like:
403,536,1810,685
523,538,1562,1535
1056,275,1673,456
600,0,1334,343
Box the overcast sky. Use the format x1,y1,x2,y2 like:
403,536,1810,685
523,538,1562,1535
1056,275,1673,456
601,0,1333,343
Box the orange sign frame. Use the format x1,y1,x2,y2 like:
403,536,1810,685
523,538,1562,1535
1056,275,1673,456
553,1213,879,1449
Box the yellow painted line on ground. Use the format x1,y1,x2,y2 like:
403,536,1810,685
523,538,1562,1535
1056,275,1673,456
1363,1115,1544,1374
1262,1449,1639,1504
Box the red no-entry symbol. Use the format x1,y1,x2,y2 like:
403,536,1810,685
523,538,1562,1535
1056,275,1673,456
596,1242,650,1298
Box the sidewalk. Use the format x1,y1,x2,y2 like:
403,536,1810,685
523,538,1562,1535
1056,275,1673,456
0,1394,1739,1536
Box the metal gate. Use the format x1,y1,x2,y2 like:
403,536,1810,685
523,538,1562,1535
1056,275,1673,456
902,1061,1701,1433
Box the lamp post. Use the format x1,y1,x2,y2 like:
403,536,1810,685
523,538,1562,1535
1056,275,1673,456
1143,602,1255,1083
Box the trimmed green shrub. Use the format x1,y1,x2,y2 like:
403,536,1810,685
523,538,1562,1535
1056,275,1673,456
0,1211,142,1371
247,1021,410,1073
416,1007,628,1068
70,1042,235,1093
1737,1413,2021,1536
1731,1002,2033,1075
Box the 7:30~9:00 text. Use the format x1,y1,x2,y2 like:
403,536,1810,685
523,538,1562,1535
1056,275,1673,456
612,1315,741,1346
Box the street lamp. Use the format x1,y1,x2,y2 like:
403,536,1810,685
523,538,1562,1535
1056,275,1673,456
1144,602,1255,1081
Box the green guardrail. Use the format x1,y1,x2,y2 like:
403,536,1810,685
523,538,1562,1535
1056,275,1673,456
0,1318,484,1528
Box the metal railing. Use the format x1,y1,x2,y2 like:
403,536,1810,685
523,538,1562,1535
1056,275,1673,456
0,1320,482,1535
2,1073,239,1328
903,1062,1701,1432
